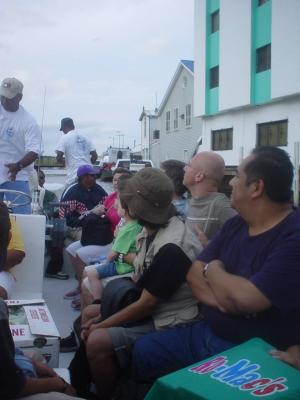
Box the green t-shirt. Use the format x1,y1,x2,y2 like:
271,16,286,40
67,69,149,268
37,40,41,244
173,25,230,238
112,221,142,274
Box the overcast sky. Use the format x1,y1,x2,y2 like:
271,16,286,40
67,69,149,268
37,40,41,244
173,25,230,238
1,0,194,156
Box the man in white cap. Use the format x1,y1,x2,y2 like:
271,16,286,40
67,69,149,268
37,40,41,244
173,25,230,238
0,77,41,214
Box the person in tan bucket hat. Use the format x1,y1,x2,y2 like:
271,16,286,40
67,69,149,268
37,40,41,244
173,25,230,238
122,167,175,225
76,167,201,399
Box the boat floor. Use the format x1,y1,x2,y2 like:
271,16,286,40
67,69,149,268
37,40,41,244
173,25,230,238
44,274,79,368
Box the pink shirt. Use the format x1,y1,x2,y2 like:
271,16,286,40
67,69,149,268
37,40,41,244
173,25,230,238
104,192,120,233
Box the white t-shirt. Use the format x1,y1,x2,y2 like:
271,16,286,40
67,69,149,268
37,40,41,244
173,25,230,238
55,130,96,185
0,105,41,183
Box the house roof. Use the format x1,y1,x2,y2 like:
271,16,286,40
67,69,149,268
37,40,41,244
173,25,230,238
181,59,194,73
157,60,194,116
138,107,158,121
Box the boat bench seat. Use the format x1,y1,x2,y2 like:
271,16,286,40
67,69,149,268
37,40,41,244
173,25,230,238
10,214,46,299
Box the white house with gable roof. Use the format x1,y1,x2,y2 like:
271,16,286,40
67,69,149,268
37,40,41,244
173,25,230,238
139,60,202,168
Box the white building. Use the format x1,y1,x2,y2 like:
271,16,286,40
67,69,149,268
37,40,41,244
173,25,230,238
149,60,202,167
194,0,300,171
139,107,158,160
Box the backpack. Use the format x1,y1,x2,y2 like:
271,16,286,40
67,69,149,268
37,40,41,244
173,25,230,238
80,213,113,246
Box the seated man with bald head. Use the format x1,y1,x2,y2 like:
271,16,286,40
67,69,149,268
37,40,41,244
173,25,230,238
183,151,236,246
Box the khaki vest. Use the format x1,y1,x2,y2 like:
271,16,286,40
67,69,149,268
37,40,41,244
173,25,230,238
134,216,202,329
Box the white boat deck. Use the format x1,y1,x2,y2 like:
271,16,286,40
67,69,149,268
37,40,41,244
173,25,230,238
44,274,79,367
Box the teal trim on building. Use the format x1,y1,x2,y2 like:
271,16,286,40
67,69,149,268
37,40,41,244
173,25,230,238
251,0,272,104
205,0,220,115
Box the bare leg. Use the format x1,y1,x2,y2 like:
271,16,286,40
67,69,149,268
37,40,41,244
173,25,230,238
81,273,94,309
72,255,86,286
86,269,104,301
86,328,119,400
81,304,101,326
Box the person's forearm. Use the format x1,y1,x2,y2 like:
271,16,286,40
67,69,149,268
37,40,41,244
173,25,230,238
18,152,38,168
187,261,219,308
19,376,66,396
107,251,118,262
5,250,25,270
123,252,135,265
93,293,156,329
206,261,270,314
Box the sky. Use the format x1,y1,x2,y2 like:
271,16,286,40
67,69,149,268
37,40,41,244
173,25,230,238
1,0,194,156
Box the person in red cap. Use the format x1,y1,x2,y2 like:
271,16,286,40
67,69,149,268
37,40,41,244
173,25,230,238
55,117,98,186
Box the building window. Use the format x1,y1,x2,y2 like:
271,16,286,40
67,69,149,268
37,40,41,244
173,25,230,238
210,66,219,88
153,130,160,140
166,111,171,131
186,104,191,126
257,120,288,147
143,118,147,138
258,0,268,5
256,44,271,73
182,76,188,89
211,10,219,33
174,108,179,129
211,128,233,150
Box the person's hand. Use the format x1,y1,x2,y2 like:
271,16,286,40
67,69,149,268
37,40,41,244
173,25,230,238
80,316,102,341
92,205,105,215
63,383,77,396
5,163,19,181
33,360,57,378
270,346,300,370
56,377,77,396
194,225,209,248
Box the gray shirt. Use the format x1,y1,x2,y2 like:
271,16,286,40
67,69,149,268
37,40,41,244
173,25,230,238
186,192,237,240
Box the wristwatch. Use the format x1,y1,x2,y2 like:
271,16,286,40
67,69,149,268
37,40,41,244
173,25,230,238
16,162,24,171
58,377,69,393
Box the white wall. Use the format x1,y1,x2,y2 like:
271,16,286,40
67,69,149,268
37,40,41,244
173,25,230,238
272,0,300,98
194,0,206,117
201,97,300,167
219,0,252,111
152,66,202,165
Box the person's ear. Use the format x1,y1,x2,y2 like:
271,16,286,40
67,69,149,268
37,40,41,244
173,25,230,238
251,179,264,199
195,172,205,183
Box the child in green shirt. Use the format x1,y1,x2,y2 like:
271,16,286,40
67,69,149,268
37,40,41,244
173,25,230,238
85,195,142,301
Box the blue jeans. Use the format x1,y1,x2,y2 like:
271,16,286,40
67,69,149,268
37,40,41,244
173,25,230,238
14,348,37,378
94,261,118,279
0,181,31,214
133,320,236,380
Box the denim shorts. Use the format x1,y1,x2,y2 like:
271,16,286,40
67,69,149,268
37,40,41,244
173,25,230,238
94,261,117,279
15,348,37,378
133,320,236,380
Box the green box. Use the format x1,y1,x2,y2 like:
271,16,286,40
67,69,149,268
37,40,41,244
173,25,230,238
146,338,300,400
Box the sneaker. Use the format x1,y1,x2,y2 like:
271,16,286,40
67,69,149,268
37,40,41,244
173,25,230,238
64,286,80,299
60,331,78,353
71,298,81,310
45,271,69,280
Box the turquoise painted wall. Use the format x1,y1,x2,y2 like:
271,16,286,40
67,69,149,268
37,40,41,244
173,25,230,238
251,0,272,104
205,0,220,115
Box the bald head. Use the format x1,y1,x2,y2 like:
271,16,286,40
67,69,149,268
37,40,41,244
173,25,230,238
191,152,225,185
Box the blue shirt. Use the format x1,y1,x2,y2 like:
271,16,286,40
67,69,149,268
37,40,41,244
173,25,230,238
198,209,300,349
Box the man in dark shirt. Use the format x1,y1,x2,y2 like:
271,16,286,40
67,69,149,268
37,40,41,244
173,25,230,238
133,146,300,382
45,164,107,279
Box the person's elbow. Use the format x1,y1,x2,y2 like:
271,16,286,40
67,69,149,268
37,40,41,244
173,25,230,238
217,292,271,315
6,250,26,268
